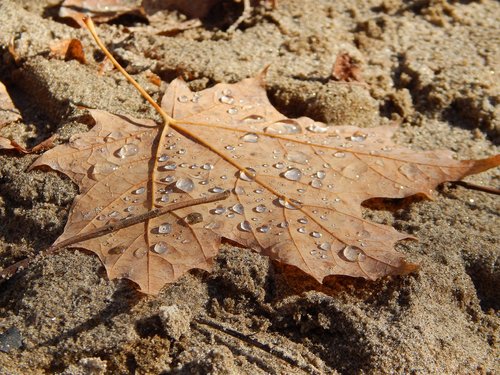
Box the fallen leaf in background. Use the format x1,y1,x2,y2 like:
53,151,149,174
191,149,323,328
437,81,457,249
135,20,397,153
50,39,87,64
0,82,21,128
31,72,499,294
332,53,364,83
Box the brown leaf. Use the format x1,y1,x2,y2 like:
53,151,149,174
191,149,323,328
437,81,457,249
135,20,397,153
50,39,86,64
0,82,21,129
0,137,27,152
59,0,144,24
332,53,363,83
32,74,499,294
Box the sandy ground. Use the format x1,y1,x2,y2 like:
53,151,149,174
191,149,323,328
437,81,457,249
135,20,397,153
0,0,499,373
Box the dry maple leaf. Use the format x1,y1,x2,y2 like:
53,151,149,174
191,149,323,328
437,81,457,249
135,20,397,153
30,77,499,294
21,18,498,294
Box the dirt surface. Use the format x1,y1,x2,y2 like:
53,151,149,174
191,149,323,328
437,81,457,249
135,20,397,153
0,0,499,373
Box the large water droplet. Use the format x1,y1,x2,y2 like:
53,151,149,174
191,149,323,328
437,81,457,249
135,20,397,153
310,231,322,238
265,120,302,135
153,241,169,254
239,220,252,232
315,170,326,179
286,150,309,165
176,178,195,193
158,223,172,234
158,154,169,162
283,168,302,181
239,167,257,182
240,133,259,143
342,245,365,262
185,212,203,225
201,163,213,170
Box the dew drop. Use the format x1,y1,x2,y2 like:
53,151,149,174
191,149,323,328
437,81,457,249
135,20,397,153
177,95,189,103
239,167,257,182
204,221,220,230
240,133,259,143
310,231,322,238
342,245,364,262
227,107,238,115
283,168,302,181
297,227,306,234
109,211,120,218
349,131,367,142
239,220,252,232
278,221,289,228
96,214,107,221
265,120,302,135
201,163,213,170
212,205,226,215
105,131,125,142
254,188,264,194
254,204,267,213
298,218,308,224
315,170,326,179
160,194,169,203
242,114,265,123
191,93,201,103
175,177,195,193
232,203,245,214
133,187,146,195
161,163,177,171
90,162,119,179
306,122,328,133
184,212,203,225
163,175,175,183
310,179,322,188
285,150,309,165
177,148,186,155
153,241,168,254
158,223,172,234
319,242,331,251
225,145,235,151
257,225,270,233
158,154,169,162
273,162,285,169
210,186,225,193
219,95,234,105
109,246,126,255
124,206,134,213
333,151,346,158
134,248,147,258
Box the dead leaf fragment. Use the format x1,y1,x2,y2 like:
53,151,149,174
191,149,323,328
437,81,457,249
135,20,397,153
50,39,86,64
0,82,21,128
31,72,500,295
332,53,363,82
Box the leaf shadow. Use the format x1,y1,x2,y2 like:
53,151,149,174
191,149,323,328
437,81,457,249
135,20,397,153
37,282,144,349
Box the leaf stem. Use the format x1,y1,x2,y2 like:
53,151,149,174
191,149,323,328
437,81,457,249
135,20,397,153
83,16,174,125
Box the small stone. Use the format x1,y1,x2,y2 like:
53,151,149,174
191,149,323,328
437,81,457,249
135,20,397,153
159,305,192,340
